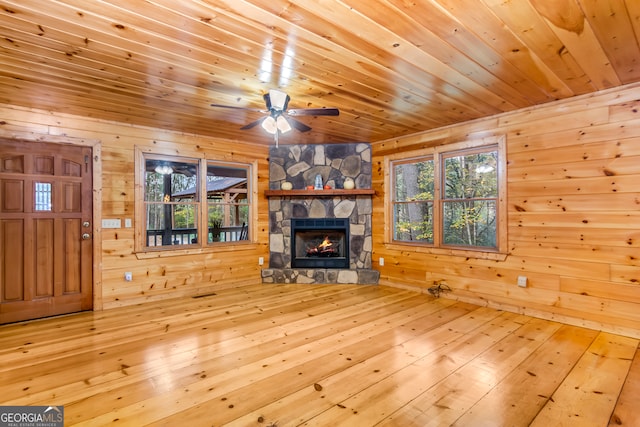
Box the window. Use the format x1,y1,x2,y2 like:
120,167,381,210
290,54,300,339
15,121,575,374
138,152,251,251
442,149,498,248
205,163,249,243
393,157,434,242
34,182,52,211
388,137,506,254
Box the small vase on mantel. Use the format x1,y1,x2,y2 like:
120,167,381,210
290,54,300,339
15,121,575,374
343,177,355,190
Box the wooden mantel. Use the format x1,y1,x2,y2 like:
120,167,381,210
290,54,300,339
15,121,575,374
264,189,375,197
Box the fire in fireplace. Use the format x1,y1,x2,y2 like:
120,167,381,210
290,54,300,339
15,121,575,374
291,218,349,268
306,235,338,256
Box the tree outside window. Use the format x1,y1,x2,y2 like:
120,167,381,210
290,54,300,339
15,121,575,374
392,158,434,242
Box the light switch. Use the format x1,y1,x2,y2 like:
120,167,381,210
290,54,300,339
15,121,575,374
102,219,121,229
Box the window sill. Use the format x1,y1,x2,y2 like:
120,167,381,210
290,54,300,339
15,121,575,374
135,241,255,259
384,242,508,261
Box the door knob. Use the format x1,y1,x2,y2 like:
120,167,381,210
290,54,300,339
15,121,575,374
82,233,91,240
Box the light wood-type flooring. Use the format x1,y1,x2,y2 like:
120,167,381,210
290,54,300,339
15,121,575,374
1,284,638,426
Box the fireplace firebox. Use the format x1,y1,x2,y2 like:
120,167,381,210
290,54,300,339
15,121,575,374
291,218,350,269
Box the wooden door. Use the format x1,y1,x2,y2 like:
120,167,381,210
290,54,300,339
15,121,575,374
0,139,93,324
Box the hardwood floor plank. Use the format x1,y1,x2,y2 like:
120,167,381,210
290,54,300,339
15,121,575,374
4,287,421,410
376,317,569,426
609,348,640,426
530,332,639,427
130,301,477,425
297,311,529,426
0,284,637,426
222,304,495,427
448,324,599,427
57,288,459,424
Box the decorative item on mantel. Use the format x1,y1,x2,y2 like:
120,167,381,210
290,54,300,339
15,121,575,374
314,174,323,190
281,181,293,190
343,177,355,190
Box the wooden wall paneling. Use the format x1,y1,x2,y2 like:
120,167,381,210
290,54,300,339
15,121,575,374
509,175,637,200
508,241,637,269
509,193,640,213
510,211,640,229
509,225,640,248
610,265,640,285
507,140,640,171
560,277,640,305
373,84,640,338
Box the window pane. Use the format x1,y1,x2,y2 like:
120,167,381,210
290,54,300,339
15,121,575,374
393,202,433,242
144,158,199,248
394,160,434,202
444,151,497,199
206,163,249,242
145,161,198,202
442,200,496,248
171,204,198,245
34,182,52,211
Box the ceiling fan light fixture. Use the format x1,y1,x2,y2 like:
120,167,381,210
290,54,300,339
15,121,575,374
155,164,173,175
261,116,277,134
269,89,289,110
276,115,292,133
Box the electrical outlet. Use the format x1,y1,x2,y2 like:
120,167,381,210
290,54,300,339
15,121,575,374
124,272,133,281
517,275,528,287
124,218,132,228
258,257,264,266
379,257,385,266
102,218,121,229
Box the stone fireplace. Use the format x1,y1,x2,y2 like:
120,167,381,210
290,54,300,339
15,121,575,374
261,143,379,284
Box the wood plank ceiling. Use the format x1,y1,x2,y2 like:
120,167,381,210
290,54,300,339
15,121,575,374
1,0,639,145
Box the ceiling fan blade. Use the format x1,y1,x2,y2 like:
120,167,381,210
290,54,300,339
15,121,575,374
287,108,340,116
211,104,265,113
286,117,312,132
240,117,266,130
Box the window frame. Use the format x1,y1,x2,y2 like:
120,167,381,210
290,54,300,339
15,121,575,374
134,147,255,255
385,136,507,259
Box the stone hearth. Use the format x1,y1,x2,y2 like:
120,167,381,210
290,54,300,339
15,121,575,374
262,143,379,285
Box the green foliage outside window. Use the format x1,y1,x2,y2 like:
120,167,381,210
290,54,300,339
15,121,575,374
392,147,499,250
443,151,497,248
393,159,434,242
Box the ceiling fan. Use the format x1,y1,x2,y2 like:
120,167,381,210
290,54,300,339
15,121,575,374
211,89,339,146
